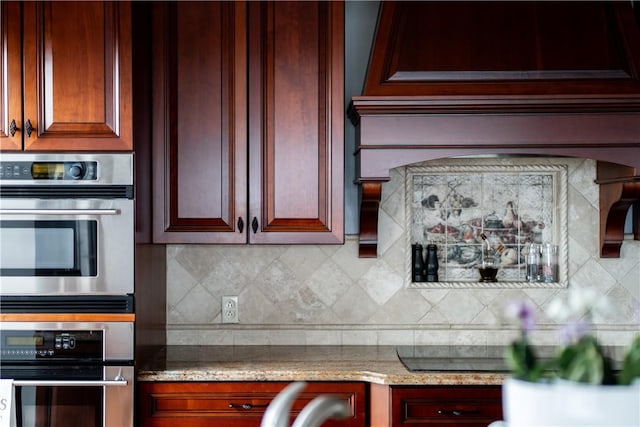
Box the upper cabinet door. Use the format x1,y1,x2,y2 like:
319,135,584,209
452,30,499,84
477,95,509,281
248,1,344,244
13,1,132,151
0,2,23,151
151,1,248,244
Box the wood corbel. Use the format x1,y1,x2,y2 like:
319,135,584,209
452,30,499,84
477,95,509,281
358,181,384,257
596,161,640,258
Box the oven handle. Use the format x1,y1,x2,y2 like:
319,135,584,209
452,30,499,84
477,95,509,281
12,379,128,387
0,209,120,216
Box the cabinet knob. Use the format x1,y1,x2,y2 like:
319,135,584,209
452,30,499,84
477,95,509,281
24,119,34,137
9,119,17,137
251,217,258,233
237,217,244,233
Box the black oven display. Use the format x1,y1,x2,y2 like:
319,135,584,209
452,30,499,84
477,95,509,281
0,220,97,277
0,330,103,362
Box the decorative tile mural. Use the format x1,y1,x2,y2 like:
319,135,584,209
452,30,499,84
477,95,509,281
406,164,568,288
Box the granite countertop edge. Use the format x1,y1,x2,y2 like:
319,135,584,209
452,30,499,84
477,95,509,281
136,345,508,386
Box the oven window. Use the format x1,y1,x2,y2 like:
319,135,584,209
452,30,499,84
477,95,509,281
0,221,97,276
16,386,102,427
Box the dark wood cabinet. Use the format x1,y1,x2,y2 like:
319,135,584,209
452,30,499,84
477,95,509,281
137,381,366,427
371,384,502,427
0,1,132,151
151,1,344,244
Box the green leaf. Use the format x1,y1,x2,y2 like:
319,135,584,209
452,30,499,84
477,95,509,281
556,336,607,384
618,335,640,385
505,338,542,382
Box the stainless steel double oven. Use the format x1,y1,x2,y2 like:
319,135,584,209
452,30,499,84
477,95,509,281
0,153,135,427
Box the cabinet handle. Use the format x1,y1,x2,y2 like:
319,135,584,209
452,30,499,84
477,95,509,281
25,119,34,137
228,403,269,410
251,217,258,233
9,119,18,137
237,217,244,233
437,409,480,416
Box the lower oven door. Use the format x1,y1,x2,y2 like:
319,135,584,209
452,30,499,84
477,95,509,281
9,365,133,427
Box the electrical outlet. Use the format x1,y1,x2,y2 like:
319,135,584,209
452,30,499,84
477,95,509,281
221,296,238,323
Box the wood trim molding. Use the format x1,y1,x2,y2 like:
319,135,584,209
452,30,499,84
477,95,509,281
0,313,135,322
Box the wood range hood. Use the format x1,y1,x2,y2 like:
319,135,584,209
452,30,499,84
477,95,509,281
348,1,640,258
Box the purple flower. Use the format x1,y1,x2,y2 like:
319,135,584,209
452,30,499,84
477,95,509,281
556,319,592,345
505,300,537,335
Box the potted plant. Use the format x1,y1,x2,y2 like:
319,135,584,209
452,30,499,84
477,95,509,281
495,287,640,427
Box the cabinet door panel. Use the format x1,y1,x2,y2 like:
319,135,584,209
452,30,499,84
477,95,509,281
152,2,247,243
0,1,23,150
248,1,344,244
22,1,132,151
138,381,366,427
391,386,502,427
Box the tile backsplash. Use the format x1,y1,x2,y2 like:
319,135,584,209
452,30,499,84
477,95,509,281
166,157,639,346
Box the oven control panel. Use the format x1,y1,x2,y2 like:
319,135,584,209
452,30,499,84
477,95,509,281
0,161,97,180
0,330,103,361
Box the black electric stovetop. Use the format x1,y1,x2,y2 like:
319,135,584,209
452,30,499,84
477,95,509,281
396,345,554,372
396,344,626,372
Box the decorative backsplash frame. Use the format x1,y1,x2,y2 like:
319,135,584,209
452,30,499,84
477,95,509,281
405,164,569,288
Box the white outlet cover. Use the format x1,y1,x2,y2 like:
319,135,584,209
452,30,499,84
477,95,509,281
221,296,238,323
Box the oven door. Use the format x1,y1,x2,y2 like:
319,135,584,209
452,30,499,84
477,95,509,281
0,198,133,295
8,365,134,427
0,321,134,427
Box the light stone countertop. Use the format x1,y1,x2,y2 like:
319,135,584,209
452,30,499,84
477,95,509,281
136,345,508,386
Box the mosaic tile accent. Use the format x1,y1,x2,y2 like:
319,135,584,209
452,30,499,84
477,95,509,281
406,164,568,288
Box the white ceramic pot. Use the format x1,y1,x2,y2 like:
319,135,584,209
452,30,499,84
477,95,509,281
500,377,640,426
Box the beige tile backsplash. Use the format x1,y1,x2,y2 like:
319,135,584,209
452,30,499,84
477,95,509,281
166,158,640,346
